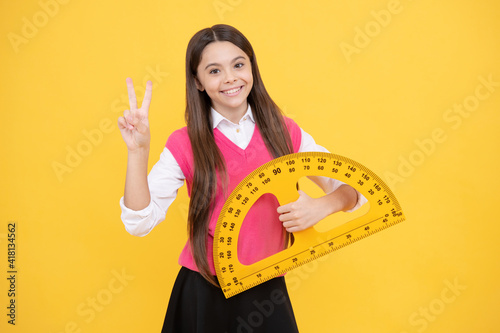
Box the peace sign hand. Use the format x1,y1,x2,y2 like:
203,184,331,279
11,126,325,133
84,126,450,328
118,77,152,152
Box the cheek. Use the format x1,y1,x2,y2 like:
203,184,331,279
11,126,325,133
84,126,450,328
244,71,253,87
204,80,222,95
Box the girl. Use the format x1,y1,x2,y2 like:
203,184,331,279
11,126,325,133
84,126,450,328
118,24,365,332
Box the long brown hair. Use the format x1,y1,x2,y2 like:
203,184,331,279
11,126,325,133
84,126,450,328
185,24,294,285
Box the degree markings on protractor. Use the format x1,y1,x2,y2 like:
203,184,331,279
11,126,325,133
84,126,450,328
214,152,405,298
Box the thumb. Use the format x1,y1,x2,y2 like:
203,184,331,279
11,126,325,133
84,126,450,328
129,113,140,126
129,113,148,134
296,190,312,203
135,118,149,134
297,190,308,198
129,113,145,130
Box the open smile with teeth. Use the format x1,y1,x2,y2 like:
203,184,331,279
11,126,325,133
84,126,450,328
221,86,243,95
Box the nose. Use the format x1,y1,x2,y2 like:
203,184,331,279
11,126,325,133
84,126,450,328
224,70,237,83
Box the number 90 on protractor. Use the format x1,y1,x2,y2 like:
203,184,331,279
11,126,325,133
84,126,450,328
214,152,405,298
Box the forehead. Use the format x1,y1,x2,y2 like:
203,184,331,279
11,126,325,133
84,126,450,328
199,41,248,65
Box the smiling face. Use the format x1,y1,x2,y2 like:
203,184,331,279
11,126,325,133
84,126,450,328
195,41,253,123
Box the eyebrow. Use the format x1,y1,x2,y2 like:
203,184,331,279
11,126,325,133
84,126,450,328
204,56,246,70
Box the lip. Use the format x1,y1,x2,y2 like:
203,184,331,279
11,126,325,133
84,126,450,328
220,85,243,96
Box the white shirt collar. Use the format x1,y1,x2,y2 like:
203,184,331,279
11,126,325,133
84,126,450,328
211,104,255,129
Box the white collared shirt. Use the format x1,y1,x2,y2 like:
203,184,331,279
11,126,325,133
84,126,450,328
210,104,256,150
119,105,366,236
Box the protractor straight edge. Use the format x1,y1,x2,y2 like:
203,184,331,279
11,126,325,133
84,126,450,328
213,152,406,298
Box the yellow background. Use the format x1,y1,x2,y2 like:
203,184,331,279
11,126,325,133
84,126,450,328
1,0,499,332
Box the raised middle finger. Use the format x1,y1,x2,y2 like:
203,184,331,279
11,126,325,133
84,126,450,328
140,80,153,116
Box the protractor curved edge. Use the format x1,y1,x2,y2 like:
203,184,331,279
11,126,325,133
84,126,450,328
213,152,406,298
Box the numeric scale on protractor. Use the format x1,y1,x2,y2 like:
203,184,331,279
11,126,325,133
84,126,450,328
214,152,405,298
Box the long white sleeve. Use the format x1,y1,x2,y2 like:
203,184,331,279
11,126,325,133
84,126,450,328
119,148,185,236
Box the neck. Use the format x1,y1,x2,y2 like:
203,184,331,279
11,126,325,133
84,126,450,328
214,102,248,124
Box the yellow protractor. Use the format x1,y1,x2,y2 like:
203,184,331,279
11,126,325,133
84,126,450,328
213,152,405,298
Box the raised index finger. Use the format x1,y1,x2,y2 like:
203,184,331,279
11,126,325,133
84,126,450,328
126,77,138,111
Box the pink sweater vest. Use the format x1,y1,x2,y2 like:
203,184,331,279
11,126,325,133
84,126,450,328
166,117,302,275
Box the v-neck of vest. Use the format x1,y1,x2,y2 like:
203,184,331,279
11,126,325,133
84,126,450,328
213,125,260,157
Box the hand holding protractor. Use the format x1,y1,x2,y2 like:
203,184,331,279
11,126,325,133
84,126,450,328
214,152,405,298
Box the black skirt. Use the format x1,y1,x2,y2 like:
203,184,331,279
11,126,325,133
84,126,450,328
161,266,299,333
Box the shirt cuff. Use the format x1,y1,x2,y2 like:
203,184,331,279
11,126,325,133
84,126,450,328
119,196,155,236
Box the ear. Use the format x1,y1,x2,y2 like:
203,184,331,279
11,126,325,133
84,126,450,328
194,76,204,92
